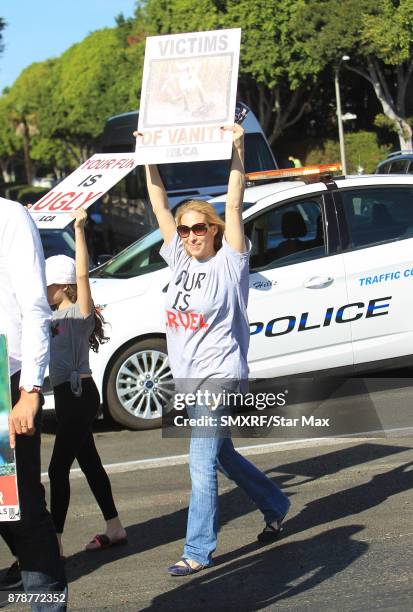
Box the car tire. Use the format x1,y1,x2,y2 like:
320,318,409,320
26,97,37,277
105,338,173,430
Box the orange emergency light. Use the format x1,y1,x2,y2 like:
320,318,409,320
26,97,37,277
245,163,342,183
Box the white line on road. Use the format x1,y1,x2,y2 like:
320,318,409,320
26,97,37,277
40,426,413,482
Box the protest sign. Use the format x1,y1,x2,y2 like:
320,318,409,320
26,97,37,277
0,335,20,522
136,28,241,165
29,153,139,229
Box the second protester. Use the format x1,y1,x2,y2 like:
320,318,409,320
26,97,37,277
46,208,127,557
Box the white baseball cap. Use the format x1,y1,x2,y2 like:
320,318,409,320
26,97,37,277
45,255,76,286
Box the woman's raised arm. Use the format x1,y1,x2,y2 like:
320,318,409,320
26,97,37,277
144,164,176,244
71,208,93,317
135,131,176,244
222,124,246,253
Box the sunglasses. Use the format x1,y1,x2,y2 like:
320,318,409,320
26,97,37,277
176,223,211,238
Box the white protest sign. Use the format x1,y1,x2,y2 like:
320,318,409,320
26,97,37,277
136,28,241,165
29,153,139,229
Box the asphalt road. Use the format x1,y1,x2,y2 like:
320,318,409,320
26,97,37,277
1,374,412,611
38,371,413,469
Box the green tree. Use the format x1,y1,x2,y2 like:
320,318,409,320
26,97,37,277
305,131,391,173
5,60,56,183
9,105,37,184
30,137,73,180
0,25,144,177
46,28,143,162
224,0,319,144
135,0,322,144
0,96,19,183
294,0,413,150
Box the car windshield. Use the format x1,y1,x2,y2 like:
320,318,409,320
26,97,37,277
158,133,275,190
91,199,259,280
90,230,166,279
40,229,76,259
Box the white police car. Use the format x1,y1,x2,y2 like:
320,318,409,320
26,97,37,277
43,166,413,429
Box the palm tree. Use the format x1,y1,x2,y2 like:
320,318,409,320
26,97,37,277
10,105,38,185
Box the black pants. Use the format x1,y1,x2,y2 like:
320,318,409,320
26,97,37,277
0,372,66,587
48,378,118,533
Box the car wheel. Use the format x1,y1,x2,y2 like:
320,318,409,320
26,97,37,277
106,338,174,430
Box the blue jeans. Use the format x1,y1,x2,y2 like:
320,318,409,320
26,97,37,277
20,571,68,612
183,405,290,565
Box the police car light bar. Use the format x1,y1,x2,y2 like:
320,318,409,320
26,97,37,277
245,163,342,183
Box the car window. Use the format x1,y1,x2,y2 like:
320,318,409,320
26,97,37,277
341,186,413,249
244,199,326,271
90,229,166,279
40,229,76,259
389,159,408,173
377,162,390,174
407,161,413,175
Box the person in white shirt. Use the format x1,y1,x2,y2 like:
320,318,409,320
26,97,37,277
0,197,67,609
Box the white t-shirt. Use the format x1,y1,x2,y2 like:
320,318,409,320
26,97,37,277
0,198,50,386
160,232,251,380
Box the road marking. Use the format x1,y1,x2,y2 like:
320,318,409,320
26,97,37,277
40,426,413,482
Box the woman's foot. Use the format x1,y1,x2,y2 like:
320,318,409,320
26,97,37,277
167,558,208,576
105,518,127,544
257,517,285,543
86,517,127,551
85,533,128,550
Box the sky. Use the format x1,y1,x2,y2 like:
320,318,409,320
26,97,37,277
0,0,137,90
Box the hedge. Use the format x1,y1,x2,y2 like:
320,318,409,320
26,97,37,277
304,131,392,174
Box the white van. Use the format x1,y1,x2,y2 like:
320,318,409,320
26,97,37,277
97,105,277,251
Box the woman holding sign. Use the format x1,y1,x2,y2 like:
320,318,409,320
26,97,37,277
141,124,290,575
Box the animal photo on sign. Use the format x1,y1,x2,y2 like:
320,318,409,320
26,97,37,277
143,54,233,127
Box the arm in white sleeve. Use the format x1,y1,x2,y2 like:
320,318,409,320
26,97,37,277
5,207,51,387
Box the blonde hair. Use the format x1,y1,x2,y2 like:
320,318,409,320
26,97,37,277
175,200,225,252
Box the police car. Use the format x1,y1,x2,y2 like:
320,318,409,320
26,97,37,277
43,166,413,429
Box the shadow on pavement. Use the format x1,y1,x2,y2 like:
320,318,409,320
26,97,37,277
57,444,412,593
282,460,413,539
266,441,411,485
142,525,368,611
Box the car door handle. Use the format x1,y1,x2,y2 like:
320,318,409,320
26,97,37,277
304,276,334,289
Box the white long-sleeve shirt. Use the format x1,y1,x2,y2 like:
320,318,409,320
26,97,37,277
0,197,51,387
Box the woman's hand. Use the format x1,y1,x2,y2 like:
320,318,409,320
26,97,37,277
221,123,245,152
71,207,88,230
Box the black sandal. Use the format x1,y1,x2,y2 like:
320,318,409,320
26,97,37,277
257,519,284,543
